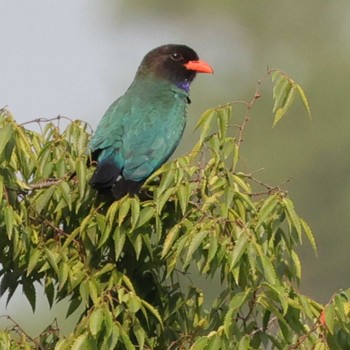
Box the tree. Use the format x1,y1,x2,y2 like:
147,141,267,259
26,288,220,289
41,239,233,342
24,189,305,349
0,70,349,349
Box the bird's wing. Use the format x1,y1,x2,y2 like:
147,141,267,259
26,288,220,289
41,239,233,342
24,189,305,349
122,93,187,181
90,85,188,182
89,96,128,164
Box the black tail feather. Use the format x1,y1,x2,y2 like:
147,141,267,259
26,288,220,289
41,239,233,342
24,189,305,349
112,179,143,200
90,159,144,200
89,160,120,190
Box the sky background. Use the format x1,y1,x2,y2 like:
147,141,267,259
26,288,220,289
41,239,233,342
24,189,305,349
1,0,350,336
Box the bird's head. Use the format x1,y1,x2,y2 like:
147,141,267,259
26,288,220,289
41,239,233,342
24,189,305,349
136,44,213,91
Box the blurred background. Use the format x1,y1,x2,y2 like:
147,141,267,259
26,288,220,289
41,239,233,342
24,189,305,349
1,0,350,336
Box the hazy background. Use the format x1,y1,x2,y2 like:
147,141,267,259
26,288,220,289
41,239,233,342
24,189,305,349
1,0,350,336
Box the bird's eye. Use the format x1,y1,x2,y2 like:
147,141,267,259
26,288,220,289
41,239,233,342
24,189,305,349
170,52,183,61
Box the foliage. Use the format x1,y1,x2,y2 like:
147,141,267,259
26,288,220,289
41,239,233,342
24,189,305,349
0,70,349,349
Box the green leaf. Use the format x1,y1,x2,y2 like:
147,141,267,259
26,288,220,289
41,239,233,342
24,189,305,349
184,231,208,268
283,198,302,238
273,84,296,127
113,226,126,261
128,294,141,313
224,289,252,336
140,299,163,328
133,324,145,350
161,224,181,258
4,205,15,239
34,186,56,213
130,197,140,230
136,206,154,228
119,326,136,350
177,184,190,215
118,198,130,225
23,280,36,312
44,248,59,274
230,231,249,270
58,262,69,290
255,195,279,230
0,124,13,156
71,334,95,350
58,181,72,210
207,233,218,265
217,105,230,140
296,83,311,118
157,165,175,195
238,335,250,350
76,157,87,199
89,308,104,336
189,337,208,350
325,304,335,334
88,279,99,304
300,218,317,255
194,108,216,142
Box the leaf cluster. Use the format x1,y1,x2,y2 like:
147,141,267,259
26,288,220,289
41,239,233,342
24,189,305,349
0,71,349,349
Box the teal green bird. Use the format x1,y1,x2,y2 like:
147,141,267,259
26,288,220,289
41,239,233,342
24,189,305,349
89,44,213,199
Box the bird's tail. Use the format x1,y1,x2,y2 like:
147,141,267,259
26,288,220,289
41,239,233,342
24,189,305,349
90,159,143,200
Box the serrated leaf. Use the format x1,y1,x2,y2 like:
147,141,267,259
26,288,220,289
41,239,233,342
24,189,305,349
217,105,230,140
300,218,317,255
34,186,56,213
118,198,130,225
161,224,181,258
230,232,249,270
113,226,126,261
283,198,302,238
194,108,216,133
135,206,154,228
44,248,59,274
119,326,136,350
128,294,141,313
23,280,36,312
259,253,277,285
157,165,175,195
256,195,279,229
177,184,190,215
141,299,163,328
184,231,207,268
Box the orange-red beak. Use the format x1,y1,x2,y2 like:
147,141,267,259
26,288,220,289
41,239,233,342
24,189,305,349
184,60,214,74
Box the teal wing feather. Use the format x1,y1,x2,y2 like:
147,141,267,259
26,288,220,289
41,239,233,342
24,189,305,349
90,78,188,182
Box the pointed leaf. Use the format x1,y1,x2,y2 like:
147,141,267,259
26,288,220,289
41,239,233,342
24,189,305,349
184,231,207,267
90,308,104,336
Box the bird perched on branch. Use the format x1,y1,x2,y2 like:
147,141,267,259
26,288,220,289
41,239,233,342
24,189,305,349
89,44,213,200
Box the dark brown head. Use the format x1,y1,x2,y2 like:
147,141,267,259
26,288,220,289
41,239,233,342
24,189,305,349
136,44,213,90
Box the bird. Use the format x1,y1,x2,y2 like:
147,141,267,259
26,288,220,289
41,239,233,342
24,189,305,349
89,44,213,200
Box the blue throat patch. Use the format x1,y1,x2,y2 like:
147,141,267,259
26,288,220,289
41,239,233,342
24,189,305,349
177,80,191,93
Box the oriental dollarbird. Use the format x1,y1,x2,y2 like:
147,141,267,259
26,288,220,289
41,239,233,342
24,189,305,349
89,44,213,200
